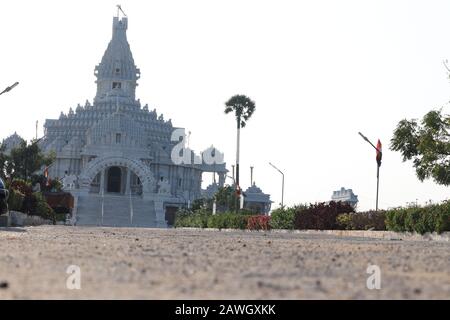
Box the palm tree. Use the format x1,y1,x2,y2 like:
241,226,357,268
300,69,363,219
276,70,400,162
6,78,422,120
224,94,256,212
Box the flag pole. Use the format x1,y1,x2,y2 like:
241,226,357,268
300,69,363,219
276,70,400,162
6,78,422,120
376,164,379,212
359,132,382,212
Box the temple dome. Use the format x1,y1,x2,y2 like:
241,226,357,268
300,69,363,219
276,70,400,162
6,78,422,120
1,132,25,153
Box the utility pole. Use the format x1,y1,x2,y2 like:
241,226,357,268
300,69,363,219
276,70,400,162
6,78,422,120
269,162,285,208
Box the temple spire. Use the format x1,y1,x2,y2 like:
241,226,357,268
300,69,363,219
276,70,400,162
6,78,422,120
94,9,140,103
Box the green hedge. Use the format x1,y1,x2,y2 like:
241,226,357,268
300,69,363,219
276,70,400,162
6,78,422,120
269,206,299,229
175,211,249,230
385,201,450,234
337,211,386,231
175,201,450,234
175,210,210,228
206,213,248,229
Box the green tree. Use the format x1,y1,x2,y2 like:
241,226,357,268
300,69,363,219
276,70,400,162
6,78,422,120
224,94,256,211
0,140,55,181
214,185,238,213
390,109,450,185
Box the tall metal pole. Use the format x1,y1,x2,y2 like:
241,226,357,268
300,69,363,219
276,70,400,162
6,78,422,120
269,162,285,208
359,132,382,211
376,165,379,212
281,173,285,208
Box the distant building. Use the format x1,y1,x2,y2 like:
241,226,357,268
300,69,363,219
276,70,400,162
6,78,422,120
1,132,25,155
243,183,272,215
203,181,222,199
331,187,358,208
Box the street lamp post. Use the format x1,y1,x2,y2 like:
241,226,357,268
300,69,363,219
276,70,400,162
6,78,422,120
0,82,19,96
358,132,382,211
269,162,284,208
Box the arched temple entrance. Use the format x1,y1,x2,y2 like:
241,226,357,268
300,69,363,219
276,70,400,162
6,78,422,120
79,156,156,195
107,166,122,193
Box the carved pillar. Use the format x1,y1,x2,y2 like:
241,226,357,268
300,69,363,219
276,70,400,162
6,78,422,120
218,173,225,187
126,168,131,195
99,169,105,194
154,200,167,228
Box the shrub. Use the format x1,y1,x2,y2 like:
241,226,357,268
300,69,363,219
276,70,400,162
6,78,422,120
206,214,225,229
404,207,422,232
294,201,355,230
432,201,450,233
8,179,33,213
385,201,450,234
10,179,33,196
207,213,248,229
336,213,351,230
30,192,55,223
269,206,300,230
238,208,258,216
336,211,386,231
175,210,249,230
175,211,210,228
44,179,62,192
7,188,25,212
385,208,407,232
247,215,271,231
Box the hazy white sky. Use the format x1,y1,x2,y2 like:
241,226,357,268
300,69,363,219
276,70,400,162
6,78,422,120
1,0,449,210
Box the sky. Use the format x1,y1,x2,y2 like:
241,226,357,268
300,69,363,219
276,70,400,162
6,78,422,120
0,0,449,210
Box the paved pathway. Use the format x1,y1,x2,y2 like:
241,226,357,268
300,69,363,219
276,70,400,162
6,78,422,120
0,226,449,299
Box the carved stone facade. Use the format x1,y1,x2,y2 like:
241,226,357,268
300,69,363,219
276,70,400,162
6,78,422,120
35,14,227,227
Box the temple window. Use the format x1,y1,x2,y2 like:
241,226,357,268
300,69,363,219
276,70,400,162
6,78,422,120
116,133,121,144
112,82,122,89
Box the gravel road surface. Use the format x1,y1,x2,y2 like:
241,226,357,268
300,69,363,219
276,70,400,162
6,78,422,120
0,226,449,299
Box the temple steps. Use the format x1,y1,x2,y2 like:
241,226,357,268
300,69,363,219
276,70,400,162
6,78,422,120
76,194,157,228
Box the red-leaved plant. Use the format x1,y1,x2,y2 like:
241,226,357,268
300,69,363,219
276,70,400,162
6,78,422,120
247,215,271,231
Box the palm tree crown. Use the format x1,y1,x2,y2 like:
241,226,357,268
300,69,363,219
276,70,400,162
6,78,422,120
224,95,256,128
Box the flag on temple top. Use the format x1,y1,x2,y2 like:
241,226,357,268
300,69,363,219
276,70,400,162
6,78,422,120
376,139,382,167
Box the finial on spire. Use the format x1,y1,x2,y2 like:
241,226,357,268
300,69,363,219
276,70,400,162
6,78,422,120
116,5,127,18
